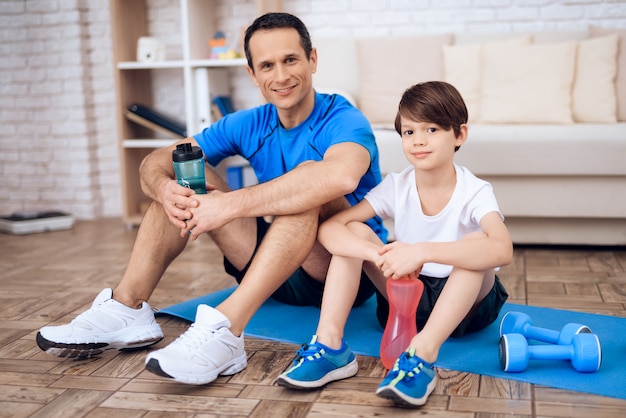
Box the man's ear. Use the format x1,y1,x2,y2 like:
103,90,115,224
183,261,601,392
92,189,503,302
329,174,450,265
310,47,318,74
246,66,259,87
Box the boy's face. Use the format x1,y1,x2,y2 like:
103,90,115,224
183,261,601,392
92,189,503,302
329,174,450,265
246,27,317,126
399,117,467,170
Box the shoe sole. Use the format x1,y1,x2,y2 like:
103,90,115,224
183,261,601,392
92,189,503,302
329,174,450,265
36,330,164,359
375,374,437,407
144,354,248,385
275,358,359,390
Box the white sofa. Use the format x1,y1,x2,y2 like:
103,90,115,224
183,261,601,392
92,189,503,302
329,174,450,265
313,27,626,246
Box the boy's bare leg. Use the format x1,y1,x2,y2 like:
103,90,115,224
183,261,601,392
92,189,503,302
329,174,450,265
409,267,495,364
314,254,363,349
314,221,387,349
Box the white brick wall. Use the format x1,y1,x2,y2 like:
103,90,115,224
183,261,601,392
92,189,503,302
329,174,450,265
0,0,117,219
0,0,624,220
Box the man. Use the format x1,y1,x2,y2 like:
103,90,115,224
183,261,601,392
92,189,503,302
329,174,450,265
36,12,386,385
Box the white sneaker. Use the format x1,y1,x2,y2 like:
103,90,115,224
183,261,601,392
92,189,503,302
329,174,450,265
145,304,247,385
36,288,163,358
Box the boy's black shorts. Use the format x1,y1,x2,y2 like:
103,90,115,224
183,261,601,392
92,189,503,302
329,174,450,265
375,274,508,338
223,217,376,308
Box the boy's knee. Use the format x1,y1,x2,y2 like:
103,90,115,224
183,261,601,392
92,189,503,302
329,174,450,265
346,221,378,240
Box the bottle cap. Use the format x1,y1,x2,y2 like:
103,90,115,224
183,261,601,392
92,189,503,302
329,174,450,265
172,143,204,162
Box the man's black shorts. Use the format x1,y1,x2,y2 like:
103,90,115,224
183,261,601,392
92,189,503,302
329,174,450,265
223,217,375,307
375,274,509,338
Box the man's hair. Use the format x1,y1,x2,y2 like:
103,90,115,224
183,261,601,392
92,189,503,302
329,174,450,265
243,12,313,71
394,81,468,151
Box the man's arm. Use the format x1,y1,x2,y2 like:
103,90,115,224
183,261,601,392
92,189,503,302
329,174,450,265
139,137,202,228
185,141,372,236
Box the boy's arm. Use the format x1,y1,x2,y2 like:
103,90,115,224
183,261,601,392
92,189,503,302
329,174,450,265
379,211,513,279
318,199,383,262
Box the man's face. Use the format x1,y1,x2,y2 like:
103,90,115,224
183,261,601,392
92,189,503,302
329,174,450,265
247,28,317,119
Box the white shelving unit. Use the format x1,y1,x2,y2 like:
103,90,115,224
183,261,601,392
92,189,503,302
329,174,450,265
110,0,270,226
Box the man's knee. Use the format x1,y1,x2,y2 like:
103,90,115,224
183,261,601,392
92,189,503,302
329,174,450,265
198,162,231,192
319,197,350,220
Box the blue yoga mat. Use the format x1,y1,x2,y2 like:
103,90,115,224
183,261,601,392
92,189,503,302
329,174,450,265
158,286,626,400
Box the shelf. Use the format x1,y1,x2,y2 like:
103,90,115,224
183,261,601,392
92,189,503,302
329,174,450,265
110,0,266,225
118,61,185,70
123,139,178,148
189,58,248,68
117,58,247,70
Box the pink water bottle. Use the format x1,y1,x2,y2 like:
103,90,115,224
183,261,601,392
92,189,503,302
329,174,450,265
380,277,424,369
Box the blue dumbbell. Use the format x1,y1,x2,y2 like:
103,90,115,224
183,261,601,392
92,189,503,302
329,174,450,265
500,311,591,345
499,332,602,373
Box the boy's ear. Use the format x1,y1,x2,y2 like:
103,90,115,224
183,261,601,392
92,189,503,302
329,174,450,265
455,124,469,147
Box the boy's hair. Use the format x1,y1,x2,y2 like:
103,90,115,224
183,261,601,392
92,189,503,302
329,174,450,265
244,12,313,71
394,81,468,151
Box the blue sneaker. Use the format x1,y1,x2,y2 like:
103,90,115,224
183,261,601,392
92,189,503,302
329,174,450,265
375,347,437,407
276,335,358,389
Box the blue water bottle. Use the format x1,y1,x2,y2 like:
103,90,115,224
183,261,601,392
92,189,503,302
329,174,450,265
172,143,207,194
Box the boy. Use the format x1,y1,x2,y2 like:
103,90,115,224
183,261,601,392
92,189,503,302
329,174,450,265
276,81,512,407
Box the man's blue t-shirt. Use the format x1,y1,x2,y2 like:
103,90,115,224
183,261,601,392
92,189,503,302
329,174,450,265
193,91,387,242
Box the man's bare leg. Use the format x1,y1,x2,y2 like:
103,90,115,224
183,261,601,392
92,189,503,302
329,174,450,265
216,206,320,336
111,165,255,309
211,193,349,336
112,201,190,308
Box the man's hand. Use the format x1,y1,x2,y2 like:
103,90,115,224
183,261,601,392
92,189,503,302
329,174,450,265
180,188,236,240
158,179,201,229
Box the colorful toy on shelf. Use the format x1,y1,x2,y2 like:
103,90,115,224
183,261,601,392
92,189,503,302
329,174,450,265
209,31,240,60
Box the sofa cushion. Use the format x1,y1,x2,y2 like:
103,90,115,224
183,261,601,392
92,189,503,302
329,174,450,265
313,37,360,107
480,42,577,123
453,30,587,45
356,34,453,124
454,124,626,176
443,36,532,123
374,124,626,177
590,26,626,121
572,34,618,123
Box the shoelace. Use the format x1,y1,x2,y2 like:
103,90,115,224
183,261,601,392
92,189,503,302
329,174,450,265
391,351,424,380
70,299,115,326
293,343,326,364
172,323,215,349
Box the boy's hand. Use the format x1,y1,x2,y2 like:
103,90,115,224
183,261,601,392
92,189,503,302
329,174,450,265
377,241,423,279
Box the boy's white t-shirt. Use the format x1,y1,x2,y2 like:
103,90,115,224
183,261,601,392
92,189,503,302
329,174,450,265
364,163,503,278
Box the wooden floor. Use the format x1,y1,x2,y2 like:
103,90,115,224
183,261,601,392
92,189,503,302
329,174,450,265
1,218,625,417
